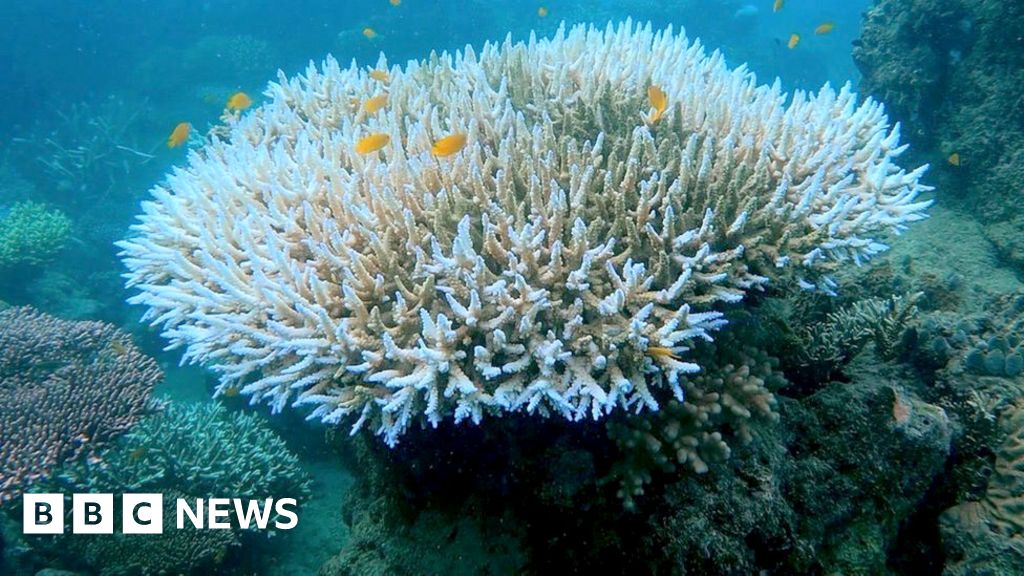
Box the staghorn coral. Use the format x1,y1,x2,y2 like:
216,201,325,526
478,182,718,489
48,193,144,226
791,291,921,384
941,399,1024,574
119,21,931,445
607,340,783,507
14,97,156,209
0,307,159,502
20,403,309,576
0,201,71,268
53,402,311,504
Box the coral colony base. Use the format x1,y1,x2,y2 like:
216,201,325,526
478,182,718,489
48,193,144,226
118,21,931,446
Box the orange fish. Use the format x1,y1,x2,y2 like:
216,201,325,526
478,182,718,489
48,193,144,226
369,69,390,83
167,122,191,148
773,0,784,12
222,385,240,398
787,33,800,49
390,0,401,5
647,84,668,124
431,133,468,157
128,447,147,461
356,132,390,154
363,94,388,114
648,346,680,360
815,22,835,35
948,152,961,166
538,6,548,17
363,27,378,40
226,91,252,111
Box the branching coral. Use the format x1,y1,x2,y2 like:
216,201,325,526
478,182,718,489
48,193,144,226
0,307,159,501
75,490,239,576
0,201,71,268
792,292,921,382
55,402,311,502
607,341,783,507
14,97,156,208
119,21,931,445
33,403,309,575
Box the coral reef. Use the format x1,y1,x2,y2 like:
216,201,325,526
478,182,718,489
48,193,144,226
322,353,953,575
854,0,1024,268
0,306,159,501
787,291,921,385
607,336,782,507
76,490,239,576
120,21,931,445
53,402,311,503
21,404,310,576
649,364,953,574
941,400,1024,575
910,291,1024,379
323,494,527,576
0,201,71,269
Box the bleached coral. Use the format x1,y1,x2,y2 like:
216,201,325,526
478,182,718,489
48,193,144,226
118,21,931,445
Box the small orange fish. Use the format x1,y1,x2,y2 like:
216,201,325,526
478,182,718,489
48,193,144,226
787,33,800,49
167,122,191,148
773,0,784,12
226,91,252,111
390,0,401,5
356,132,390,154
431,133,468,157
648,346,680,360
363,94,388,114
948,152,961,166
369,69,390,83
647,84,668,124
363,27,378,40
128,447,147,461
815,22,835,35
538,6,548,17
222,385,240,398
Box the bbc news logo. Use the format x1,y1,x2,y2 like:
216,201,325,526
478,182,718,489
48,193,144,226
23,494,299,534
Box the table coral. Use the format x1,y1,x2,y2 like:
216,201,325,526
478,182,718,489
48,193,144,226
0,306,159,501
120,21,931,445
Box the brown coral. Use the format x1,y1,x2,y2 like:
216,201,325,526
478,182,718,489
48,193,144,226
941,399,1024,573
0,307,160,501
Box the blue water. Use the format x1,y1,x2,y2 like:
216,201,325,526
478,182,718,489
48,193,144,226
0,0,868,136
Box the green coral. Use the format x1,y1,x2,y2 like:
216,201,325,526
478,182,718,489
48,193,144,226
57,402,311,501
32,402,310,576
790,292,921,384
0,201,71,268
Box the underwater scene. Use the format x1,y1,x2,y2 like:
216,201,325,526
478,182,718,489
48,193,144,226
1,0,1022,574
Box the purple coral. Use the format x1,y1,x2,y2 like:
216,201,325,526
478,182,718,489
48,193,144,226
0,306,160,502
